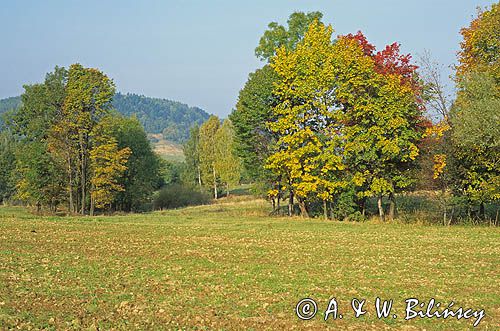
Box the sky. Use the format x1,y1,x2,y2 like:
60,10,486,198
0,0,497,117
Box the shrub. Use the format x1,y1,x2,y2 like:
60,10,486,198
331,187,364,221
153,184,210,210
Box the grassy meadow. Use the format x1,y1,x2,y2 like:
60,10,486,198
0,198,499,330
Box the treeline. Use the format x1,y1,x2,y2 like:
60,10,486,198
229,9,499,223
0,65,240,214
0,64,164,214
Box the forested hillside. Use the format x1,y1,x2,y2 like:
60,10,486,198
0,93,209,143
0,96,20,123
112,93,209,142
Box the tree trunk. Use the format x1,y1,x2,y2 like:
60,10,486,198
226,183,229,197
68,156,74,213
277,193,281,212
90,195,94,216
388,192,397,221
479,202,485,220
323,200,328,220
359,197,366,218
197,166,202,188
277,181,281,211
213,167,218,200
79,131,89,215
288,191,294,216
448,207,454,226
75,190,79,214
298,198,309,218
80,148,86,215
377,194,385,222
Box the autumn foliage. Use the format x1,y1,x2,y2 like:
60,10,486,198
343,32,419,89
265,21,424,220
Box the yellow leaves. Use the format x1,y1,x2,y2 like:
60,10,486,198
408,144,419,161
387,117,406,129
378,138,401,156
423,121,450,140
90,134,131,209
369,177,392,195
271,21,336,103
14,178,32,201
267,20,346,201
267,189,279,198
267,19,423,203
352,172,368,187
433,154,447,179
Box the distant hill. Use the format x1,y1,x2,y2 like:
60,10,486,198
112,93,209,142
0,93,209,143
0,96,21,118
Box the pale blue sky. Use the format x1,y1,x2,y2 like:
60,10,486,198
0,0,497,116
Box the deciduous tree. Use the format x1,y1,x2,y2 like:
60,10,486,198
457,3,500,83
255,11,323,61
89,116,131,215
199,116,221,199
183,125,202,187
215,119,241,196
109,114,163,212
63,64,115,214
267,21,344,217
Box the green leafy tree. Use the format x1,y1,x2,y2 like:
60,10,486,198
445,3,500,220
255,11,323,61
14,141,65,211
449,72,500,214
266,21,423,220
230,65,278,180
215,119,241,196
183,125,202,187
7,65,164,214
0,130,17,203
9,67,67,211
160,159,183,186
110,114,163,211
336,35,423,221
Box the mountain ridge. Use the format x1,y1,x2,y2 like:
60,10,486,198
0,92,210,144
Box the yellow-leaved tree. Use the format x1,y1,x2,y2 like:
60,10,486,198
267,21,423,220
89,116,131,215
267,21,345,218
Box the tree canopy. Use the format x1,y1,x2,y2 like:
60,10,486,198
4,64,163,214
255,11,324,61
